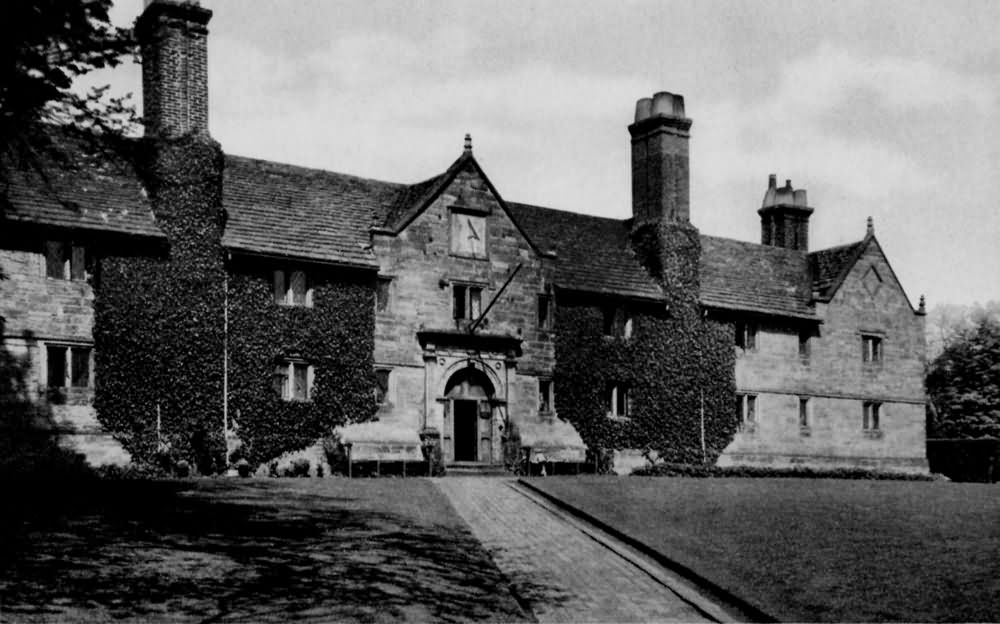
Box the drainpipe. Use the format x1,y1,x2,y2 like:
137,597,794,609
223,250,230,467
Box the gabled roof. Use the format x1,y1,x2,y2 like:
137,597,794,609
809,239,868,301
1,130,162,238
508,202,664,301
222,155,403,268
376,162,457,233
700,235,816,319
373,151,549,259
809,235,920,313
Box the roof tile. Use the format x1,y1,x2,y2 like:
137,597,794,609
1,131,162,238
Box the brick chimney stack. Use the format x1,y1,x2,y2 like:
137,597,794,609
759,175,813,251
629,92,692,225
136,0,213,138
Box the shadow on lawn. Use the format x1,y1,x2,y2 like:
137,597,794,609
0,480,539,623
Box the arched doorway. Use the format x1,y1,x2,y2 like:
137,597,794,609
445,366,495,462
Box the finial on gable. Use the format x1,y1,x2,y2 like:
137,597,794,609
464,133,472,153
866,216,874,236
918,295,926,314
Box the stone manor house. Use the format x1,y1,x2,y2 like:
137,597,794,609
0,0,929,474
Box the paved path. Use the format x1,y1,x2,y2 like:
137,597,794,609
435,477,714,623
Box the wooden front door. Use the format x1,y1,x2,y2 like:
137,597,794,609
453,399,479,461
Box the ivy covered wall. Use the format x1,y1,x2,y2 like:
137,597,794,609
94,136,378,471
226,258,377,465
94,136,227,469
552,220,738,463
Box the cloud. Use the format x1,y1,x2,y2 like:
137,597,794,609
207,28,647,190
694,44,997,235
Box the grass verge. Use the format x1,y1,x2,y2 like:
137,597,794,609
527,476,1000,622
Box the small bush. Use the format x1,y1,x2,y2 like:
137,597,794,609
95,462,170,480
174,459,191,478
235,459,252,478
282,458,311,478
630,462,933,481
321,434,347,475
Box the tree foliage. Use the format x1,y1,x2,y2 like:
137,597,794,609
1,0,136,178
926,316,1000,438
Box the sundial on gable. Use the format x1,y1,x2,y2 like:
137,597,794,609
862,265,883,297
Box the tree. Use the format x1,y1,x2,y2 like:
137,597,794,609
925,301,1000,360
926,316,1000,438
0,0,137,179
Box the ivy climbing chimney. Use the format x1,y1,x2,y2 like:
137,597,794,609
136,0,213,138
629,92,692,225
759,175,813,251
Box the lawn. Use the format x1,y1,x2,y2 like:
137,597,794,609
0,478,530,623
528,476,1000,623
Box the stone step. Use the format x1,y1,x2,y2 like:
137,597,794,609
446,462,510,477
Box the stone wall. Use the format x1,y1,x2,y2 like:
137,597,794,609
0,239,129,466
371,161,561,462
721,239,927,472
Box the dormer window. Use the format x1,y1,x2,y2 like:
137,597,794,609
273,269,313,307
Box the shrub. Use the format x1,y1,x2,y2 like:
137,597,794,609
235,458,251,478
282,457,311,478
630,462,933,481
321,434,348,475
174,459,191,478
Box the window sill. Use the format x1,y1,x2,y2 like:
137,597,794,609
738,423,758,435
799,426,812,437
863,429,884,439
449,252,489,261
606,414,631,422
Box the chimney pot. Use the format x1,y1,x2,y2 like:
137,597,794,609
635,98,653,122
651,91,679,117
793,189,807,206
768,174,777,189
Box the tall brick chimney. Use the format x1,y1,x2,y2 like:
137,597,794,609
629,92,692,225
759,174,813,251
136,0,213,138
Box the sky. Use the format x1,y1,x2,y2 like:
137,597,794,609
91,0,1000,307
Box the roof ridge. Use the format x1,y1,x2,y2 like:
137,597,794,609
508,201,629,225
809,239,866,256
225,153,407,188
